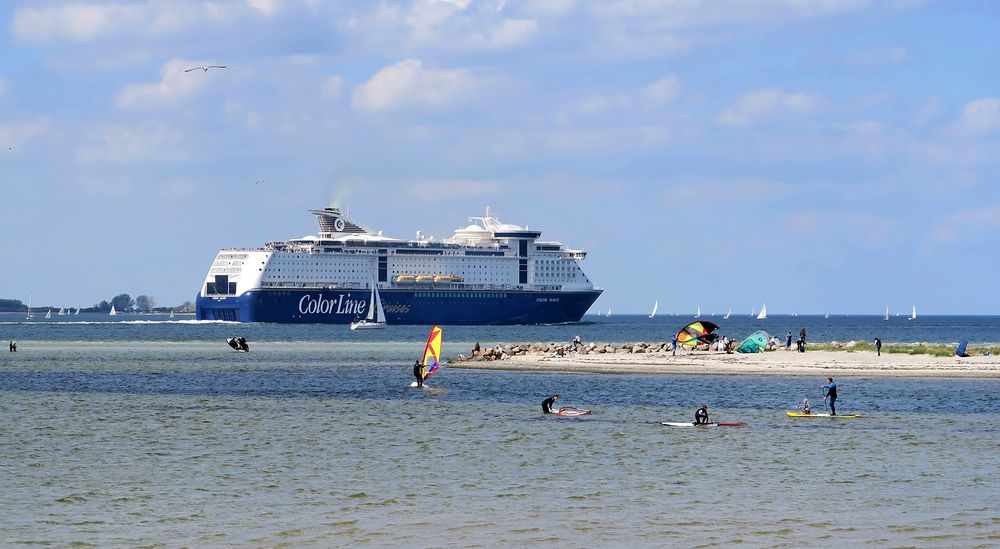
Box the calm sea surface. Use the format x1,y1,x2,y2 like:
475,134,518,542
1,316,998,547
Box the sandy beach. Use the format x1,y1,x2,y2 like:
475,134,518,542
450,348,1000,378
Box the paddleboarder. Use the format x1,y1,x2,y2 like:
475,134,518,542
542,395,559,414
797,398,811,414
412,360,424,388
822,377,838,416
694,404,711,425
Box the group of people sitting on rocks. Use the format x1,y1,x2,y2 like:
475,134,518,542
470,341,509,361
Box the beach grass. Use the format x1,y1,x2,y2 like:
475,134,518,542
805,342,1000,357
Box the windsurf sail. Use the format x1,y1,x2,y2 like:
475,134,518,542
956,340,969,357
736,330,769,353
421,325,443,380
676,320,720,347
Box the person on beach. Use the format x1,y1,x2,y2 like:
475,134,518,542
671,335,678,356
413,360,424,387
822,377,838,416
875,337,882,357
798,398,811,414
786,331,792,350
799,328,807,343
472,341,480,357
694,404,711,425
542,395,560,414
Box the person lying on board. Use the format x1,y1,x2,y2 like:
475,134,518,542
694,404,711,425
797,398,811,414
542,395,559,414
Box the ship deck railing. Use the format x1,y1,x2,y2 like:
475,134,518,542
256,281,576,292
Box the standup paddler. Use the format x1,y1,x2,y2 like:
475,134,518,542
413,360,424,387
822,377,838,416
542,395,559,414
694,404,711,425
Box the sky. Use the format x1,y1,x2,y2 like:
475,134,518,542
1,0,999,314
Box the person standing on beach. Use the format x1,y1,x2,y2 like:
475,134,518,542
413,360,424,387
799,328,807,343
542,395,559,414
786,331,792,350
671,335,678,356
822,377,838,416
875,337,882,357
694,404,711,425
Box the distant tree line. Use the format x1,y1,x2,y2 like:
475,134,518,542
1,295,194,313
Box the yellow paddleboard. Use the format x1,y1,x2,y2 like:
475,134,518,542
786,411,861,418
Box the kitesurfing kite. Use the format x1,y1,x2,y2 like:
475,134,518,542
736,330,769,353
421,325,443,382
675,320,720,348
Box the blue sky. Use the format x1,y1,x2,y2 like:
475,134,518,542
1,0,999,314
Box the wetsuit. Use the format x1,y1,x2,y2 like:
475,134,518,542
823,382,838,415
413,361,423,387
694,408,710,425
541,396,557,414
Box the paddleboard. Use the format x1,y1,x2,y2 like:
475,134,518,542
555,408,591,417
661,422,745,427
409,382,429,388
786,412,860,418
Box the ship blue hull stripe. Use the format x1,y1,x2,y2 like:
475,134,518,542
196,288,602,325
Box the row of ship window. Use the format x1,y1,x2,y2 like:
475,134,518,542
415,292,505,299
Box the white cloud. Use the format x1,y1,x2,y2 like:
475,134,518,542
322,75,345,100
641,76,682,104
246,0,281,17
953,98,1000,134
406,180,503,201
117,59,220,110
717,89,824,126
0,118,50,150
928,204,1000,245
351,60,480,112
76,123,186,164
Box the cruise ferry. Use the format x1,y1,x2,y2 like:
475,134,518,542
195,207,602,324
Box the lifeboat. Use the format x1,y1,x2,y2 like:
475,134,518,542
394,275,416,283
415,275,435,283
434,275,462,283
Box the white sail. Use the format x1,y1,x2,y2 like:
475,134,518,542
723,308,731,320
884,306,889,321
350,280,387,329
825,312,830,319
74,308,80,315
44,309,52,319
169,311,174,318
694,306,701,318
109,305,117,316
649,300,658,318
756,303,767,320
26,292,34,320
908,305,916,321
606,307,612,317
57,307,66,316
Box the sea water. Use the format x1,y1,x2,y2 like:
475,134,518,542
1,318,998,546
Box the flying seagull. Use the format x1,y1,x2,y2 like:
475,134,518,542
185,65,226,73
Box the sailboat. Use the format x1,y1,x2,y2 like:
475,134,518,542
109,305,117,316
694,306,701,319
26,292,34,320
884,306,889,321
825,312,830,319
411,325,443,387
908,305,917,321
605,307,612,317
723,308,731,320
649,300,658,319
169,310,174,318
74,308,80,315
57,307,66,316
756,303,767,320
350,281,387,330
44,309,52,319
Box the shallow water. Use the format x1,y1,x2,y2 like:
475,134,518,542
2,334,999,547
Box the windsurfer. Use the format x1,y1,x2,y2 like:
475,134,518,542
822,377,838,416
413,360,424,387
542,395,559,414
694,404,711,425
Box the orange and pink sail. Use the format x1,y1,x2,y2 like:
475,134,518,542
421,325,443,381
